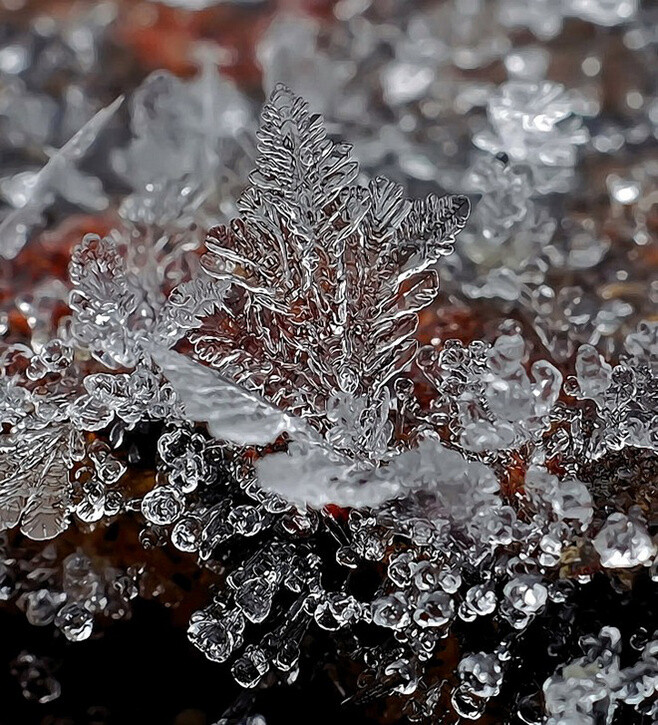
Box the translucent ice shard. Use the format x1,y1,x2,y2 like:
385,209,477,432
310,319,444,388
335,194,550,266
0,96,122,259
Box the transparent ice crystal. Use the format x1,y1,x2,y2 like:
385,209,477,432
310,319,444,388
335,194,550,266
0,3,119,258
568,322,658,457
421,333,562,453
544,626,658,724
457,154,556,301
475,81,590,193
114,64,252,227
0,97,121,260
158,84,471,508
593,511,656,569
69,232,227,370
0,426,75,540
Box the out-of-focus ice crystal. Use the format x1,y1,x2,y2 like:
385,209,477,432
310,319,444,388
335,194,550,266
475,81,589,193
114,64,253,226
593,512,656,569
0,97,122,260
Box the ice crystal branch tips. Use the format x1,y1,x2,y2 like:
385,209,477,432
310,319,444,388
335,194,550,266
69,232,227,370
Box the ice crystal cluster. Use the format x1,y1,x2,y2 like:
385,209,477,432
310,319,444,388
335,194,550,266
1,1,658,723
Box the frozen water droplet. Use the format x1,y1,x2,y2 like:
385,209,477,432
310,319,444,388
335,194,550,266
236,577,275,624
372,593,411,630
228,504,264,537
55,602,93,642
504,576,548,614
451,685,486,719
188,610,243,663
171,517,202,552
388,552,416,587
458,651,504,698
24,589,65,627
575,344,612,398
607,175,640,204
141,486,184,525
413,591,455,629
593,513,656,569
232,645,269,688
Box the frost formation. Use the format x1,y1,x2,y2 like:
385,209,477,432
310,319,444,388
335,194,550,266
1,76,656,725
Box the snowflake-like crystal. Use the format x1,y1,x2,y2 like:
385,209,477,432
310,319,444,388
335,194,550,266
157,84,471,508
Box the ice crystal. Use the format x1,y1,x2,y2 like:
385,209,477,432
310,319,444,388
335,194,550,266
0,97,122,260
0,3,118,243
159,84,470,507
420,333,562,453
460,155,535,261
0,427,73,540
69,230,227,370
544,627,658,724
457,154,556,301
568,322,658,457
593,512,656,569
565,0,639,26
113,65,252,226
474,81,590,193
0,403,128,540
